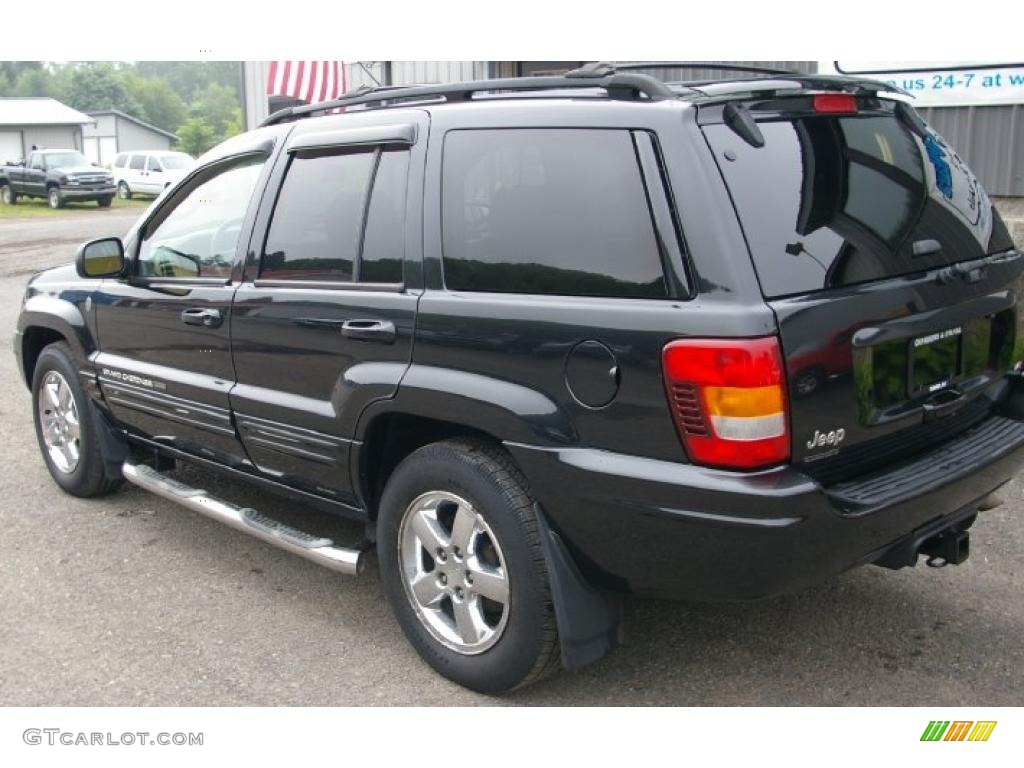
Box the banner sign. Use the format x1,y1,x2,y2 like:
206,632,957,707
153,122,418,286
823,61,1024,107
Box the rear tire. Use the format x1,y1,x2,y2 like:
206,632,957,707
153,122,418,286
117,181,131,200
47,186,64,209
1,184,16,205
377,439,560,693
32,343,121,497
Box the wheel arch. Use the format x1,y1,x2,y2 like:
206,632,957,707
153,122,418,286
354,411,506,520
18,298,94,388
352,366,576,518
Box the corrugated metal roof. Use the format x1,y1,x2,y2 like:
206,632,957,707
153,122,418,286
0,97,93,126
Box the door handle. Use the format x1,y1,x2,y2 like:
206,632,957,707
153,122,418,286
180,307,223,328
341,319,396,344
922,387,965,421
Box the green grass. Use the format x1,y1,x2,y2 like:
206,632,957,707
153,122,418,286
0,195,150,219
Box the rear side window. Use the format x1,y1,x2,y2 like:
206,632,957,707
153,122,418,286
114,154,127,168
441,129,667,298
129,155,144,170
261,147,408,283
704,111,1015,299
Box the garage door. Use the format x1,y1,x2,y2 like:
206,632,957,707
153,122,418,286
83,137,100,164
0,131,23,164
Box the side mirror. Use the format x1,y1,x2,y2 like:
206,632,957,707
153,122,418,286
76,237,125,278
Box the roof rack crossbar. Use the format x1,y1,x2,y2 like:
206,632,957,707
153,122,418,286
261,73,676,127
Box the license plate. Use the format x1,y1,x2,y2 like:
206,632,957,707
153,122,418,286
910,326,962,395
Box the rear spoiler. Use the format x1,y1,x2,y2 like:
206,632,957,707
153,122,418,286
686,74,912,105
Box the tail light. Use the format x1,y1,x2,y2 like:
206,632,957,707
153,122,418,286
662,337,790,470
813,93,858,114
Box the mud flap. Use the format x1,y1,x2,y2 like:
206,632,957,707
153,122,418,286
534,503,622,670
91,404,128,482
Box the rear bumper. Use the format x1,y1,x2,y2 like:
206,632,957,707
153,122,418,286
507,414,1024,600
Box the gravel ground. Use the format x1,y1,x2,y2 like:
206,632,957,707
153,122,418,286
0,211,1021,706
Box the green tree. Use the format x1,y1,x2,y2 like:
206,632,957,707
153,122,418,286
176,117,217,157
13,68,63,99
0,62,44,85
223,107,244,140
189,82,239,137
134,61,241,103
123,72,187,133
64,62,141,116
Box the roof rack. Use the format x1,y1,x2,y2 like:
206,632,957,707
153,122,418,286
261,73,678,127
566,61,801,78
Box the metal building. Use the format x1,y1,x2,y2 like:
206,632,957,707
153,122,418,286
82,110,179,167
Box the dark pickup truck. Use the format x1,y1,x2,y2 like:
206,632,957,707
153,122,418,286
14,64,1024,693
0,149,116,208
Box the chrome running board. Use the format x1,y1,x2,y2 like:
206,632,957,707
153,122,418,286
122,462,364,575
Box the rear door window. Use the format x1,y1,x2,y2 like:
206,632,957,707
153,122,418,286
129,155,145,170
260,147,410,284
441,129,668,298
704,111,1014,298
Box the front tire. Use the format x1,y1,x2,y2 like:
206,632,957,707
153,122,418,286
47,187,64,209
377,439,560,693
97,196,112,208
1,184,16,205
32,343,120,497
117,181,131,200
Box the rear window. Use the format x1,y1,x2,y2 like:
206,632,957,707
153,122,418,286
705,112,1014,299
114,154,127,168
441,129,667,298
129,155,145,170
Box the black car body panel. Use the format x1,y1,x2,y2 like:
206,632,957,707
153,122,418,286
14,77,1024,601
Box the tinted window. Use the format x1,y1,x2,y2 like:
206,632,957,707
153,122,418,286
261,150,376,281
360,150,409,283
146,156,163,171
261,148,410,284
129,155,145,170
441,129,667,298
138,155,264,279
114,154,127,168
704,113,1015,298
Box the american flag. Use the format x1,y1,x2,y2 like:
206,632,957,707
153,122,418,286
266,61,347,104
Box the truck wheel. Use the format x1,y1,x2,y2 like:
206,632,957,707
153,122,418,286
1,184,16,205
118,181,132,200
377,439,560,693
97,196,112,208
32,343,121,497
47,187,64,209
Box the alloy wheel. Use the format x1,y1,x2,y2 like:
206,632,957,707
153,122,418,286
37,370,81,473
398,491,510,654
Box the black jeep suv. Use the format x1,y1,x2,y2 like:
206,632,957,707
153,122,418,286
15,65,1024,692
